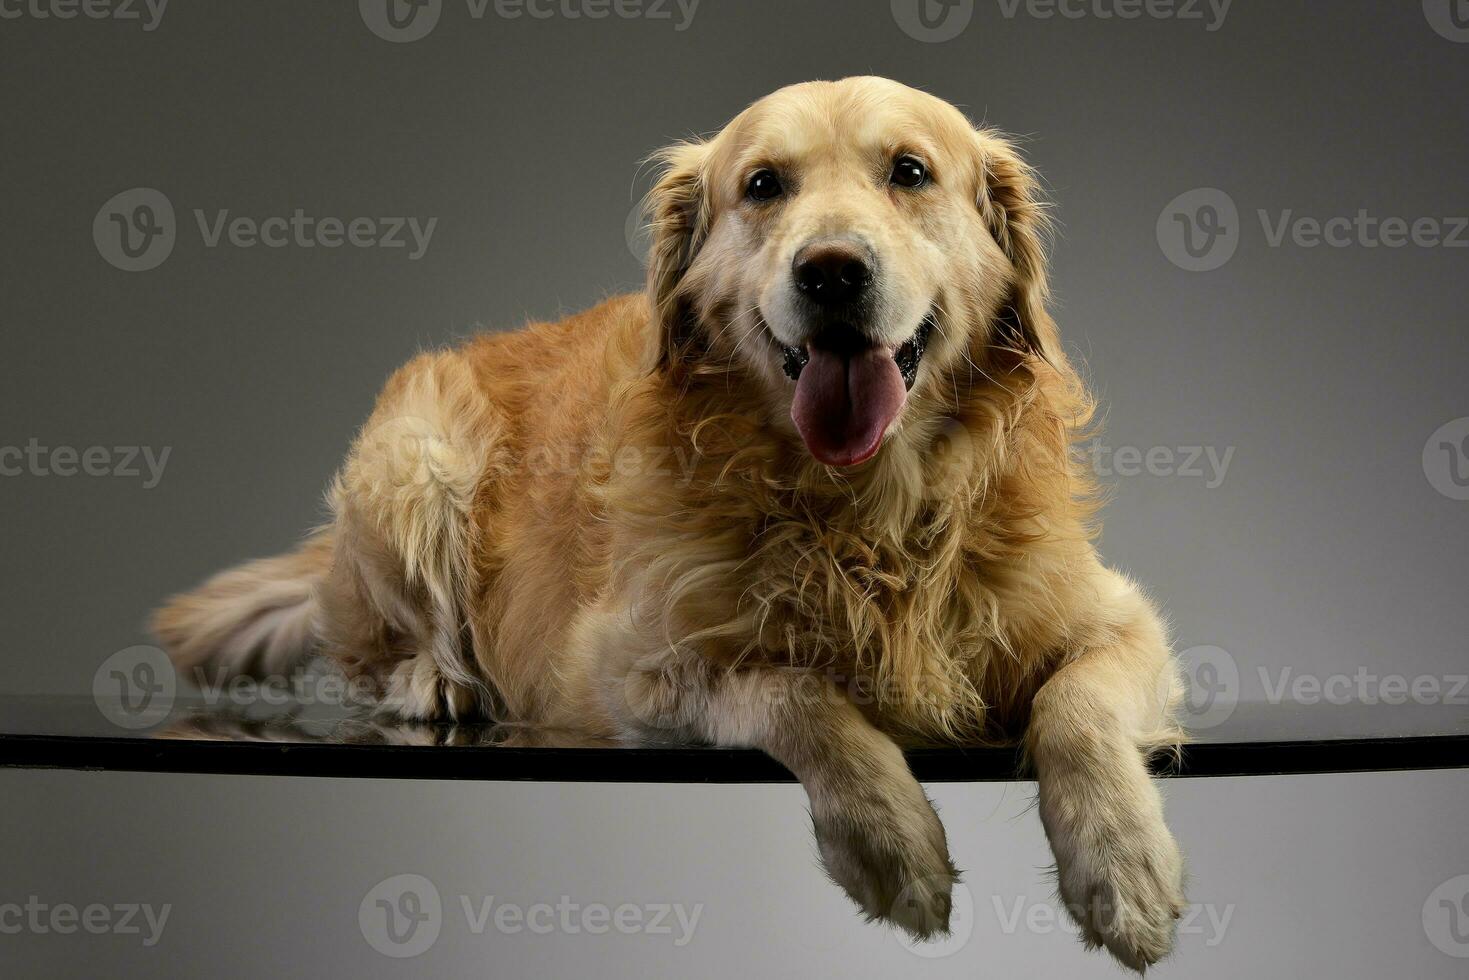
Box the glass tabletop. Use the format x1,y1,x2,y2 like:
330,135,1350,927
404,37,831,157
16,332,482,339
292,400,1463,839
1,688,1464,783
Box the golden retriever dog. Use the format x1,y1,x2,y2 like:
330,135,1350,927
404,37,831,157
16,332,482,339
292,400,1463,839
154,76,1186,969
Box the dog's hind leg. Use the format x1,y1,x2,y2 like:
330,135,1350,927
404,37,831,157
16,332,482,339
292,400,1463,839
316,350,504,722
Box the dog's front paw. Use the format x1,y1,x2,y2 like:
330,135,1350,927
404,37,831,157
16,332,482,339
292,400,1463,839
811,784,959,940
1045,791,1186,971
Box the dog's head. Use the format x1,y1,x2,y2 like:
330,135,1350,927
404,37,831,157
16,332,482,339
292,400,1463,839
645,76,1059,468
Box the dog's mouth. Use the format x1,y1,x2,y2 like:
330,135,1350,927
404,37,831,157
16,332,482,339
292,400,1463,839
779,314,935,468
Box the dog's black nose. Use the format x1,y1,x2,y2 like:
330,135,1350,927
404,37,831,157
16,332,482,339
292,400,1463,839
793,240,873,307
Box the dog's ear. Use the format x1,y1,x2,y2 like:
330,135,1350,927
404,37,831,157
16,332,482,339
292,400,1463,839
644,138,713,368
974,131,1061,364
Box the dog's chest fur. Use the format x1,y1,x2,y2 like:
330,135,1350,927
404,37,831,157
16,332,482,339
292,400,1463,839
748,488,1069,738
616,450,1072,741
602,364,1094,742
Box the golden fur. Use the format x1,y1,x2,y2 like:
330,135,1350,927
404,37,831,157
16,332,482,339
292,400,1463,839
154,77,1186,970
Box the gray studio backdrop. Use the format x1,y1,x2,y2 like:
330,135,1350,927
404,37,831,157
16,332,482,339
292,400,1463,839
1,1,1467,978
2,2,1466,705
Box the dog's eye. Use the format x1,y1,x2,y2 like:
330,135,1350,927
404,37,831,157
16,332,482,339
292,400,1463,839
890,156,928,189
747,169,783,202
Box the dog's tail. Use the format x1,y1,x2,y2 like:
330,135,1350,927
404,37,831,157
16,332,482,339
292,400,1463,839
150,528,334,682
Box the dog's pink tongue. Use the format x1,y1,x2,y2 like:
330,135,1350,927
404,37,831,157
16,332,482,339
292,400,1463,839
791,345,906,467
